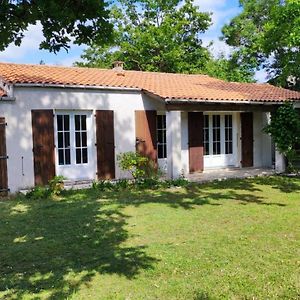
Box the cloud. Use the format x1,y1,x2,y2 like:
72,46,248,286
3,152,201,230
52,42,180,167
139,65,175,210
255,69,268,83
0,23,43,61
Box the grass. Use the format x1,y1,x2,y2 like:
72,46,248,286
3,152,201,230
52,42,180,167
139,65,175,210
0,176,299,299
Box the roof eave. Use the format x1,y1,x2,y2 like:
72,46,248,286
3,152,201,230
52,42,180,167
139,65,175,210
165,98,295,105
13,83,142,92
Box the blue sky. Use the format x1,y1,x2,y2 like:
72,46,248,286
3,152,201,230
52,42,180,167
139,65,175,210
0,0,266,82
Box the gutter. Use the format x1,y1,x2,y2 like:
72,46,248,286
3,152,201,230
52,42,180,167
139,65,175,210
13,83,142,92
165,98,290,105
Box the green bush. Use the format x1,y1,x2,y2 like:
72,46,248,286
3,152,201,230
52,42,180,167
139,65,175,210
48,176,65,195
117,152,153,179
92,180,114,191
264,103,300,172
25,186,50,200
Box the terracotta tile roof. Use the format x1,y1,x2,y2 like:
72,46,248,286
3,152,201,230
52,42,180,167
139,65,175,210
0,62,299,102
0,88,6,97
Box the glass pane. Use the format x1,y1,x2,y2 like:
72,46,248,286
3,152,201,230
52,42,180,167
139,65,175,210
64,115,70,131
157,130,163,143
75,132,81,147
76,149,81,164
64,132,70,148
163,144,167,158
163,115,166,128
81,115,87,130
58,149,64,165
82,148,88,163
82,132,87,147
157,115,162,129
75,115,80,131
204,115,209,128
158,144,163,159
65,149,71,165
57,115,63,131
58,132,63,148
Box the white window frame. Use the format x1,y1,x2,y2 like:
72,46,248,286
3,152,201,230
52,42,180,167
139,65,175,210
203,112,238,168
54,110,95,180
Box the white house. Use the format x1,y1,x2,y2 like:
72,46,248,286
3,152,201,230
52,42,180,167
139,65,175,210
0,62,299,194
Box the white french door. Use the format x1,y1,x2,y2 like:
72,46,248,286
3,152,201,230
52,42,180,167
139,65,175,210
203,113,238,168
55,111,94,180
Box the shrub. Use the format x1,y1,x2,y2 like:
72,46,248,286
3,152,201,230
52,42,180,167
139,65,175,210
92,180,114,191
117,152,153,180
48,176,65,195
25,186,50,200
264,103,300,172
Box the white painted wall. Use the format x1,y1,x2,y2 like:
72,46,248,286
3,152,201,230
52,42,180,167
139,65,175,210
253,112,273,168
181,112,189,176
0,87,165,192
166,111,182,178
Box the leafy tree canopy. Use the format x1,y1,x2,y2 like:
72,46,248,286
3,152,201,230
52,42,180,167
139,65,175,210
222,0,300,90
0,0,112,52
78,0,211,73
77,0,254,82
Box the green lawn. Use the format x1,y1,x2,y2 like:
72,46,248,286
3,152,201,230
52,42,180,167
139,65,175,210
0,176,299,299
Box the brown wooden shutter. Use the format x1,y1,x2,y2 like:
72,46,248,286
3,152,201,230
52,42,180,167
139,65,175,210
96,110,115,179
135,110,157,164
32,110,55,185
241,112,254,167
0,117,8,195
188,112,204,173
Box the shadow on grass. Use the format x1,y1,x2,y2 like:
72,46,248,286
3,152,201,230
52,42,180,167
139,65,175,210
0,196,157,299
0,176,298,298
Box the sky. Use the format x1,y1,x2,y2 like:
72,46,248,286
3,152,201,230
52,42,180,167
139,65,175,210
0,0,267,82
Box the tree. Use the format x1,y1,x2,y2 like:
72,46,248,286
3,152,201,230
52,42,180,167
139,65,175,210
0,0,112,53
222,0,300,90
264,103,300,171
205,53,255,83
77,0,212,73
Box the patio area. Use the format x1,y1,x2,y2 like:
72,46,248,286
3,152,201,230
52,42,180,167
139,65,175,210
187,167,276,183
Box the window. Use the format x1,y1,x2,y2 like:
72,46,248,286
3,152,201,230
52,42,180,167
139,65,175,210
157,114,167,159
56,113,89,166
212,115,221,155
57,115,71,165
203,115,210,155
225,115,233,154
75,115,88,164
203,114,234,157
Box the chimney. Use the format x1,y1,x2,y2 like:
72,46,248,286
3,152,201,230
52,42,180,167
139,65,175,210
112,61,124,71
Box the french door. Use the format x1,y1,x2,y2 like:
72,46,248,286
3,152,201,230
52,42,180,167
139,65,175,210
203,113,238,168
55,111,94,180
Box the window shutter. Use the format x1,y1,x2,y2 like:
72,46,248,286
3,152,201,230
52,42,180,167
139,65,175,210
135,110,157,164
241,112,254,167
96,110,115,179
32,110,55,185
0,117,8,194
188,112,204,173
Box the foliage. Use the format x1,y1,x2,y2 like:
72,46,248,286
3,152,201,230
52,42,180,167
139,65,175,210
205,53,255,83
0,0,112,53
264,103,300,171
222,0,300,89
77,0,212,73
48,176,65,195
25,185,50,200
117,152,152,180
92,180,114,191
26,176,65,199
1,176,300,299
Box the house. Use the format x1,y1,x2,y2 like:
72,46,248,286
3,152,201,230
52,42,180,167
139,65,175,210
0,62,300,194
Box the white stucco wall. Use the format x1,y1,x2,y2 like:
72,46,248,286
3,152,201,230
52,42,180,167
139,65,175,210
0,87,165,192
253,111,273,168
